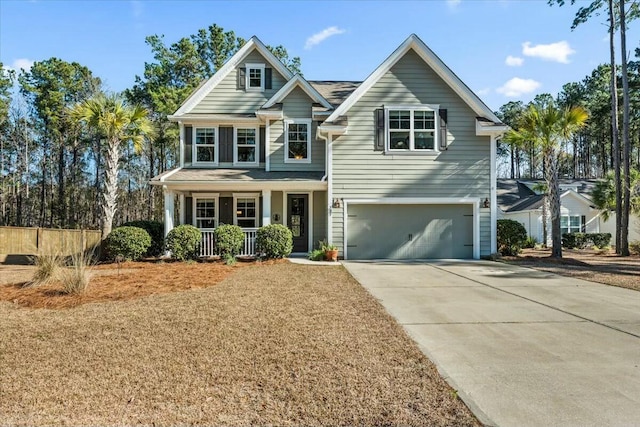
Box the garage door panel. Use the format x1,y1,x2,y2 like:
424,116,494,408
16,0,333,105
347,204,473,260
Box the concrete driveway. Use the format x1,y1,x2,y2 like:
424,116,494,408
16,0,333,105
343,260,640,427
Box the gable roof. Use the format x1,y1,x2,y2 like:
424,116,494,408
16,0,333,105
325,34,501,124
262,75,333,110
172,36,295,117
497,179,600,213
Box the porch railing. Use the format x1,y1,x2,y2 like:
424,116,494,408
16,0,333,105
199,228,259,257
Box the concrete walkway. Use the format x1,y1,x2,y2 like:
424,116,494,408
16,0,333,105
343,260,640,427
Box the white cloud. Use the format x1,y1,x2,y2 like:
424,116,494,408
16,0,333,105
522,41,575,64
505,55,524,67
305,26,346,50
447,0,461,8
496,77,541,97
4,58,35,72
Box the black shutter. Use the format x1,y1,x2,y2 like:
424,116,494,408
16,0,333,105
581,215,586,233
265,68,272,89
439,108,448,151
219,126,233,163
219,197,233,225
374,108,385,151
185,197,193,225
237,67,246,90
185,125,193,163
259,126,266,163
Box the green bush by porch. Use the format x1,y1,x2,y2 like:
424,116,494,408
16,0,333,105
105,226,152,261
256,224,293,259
166,225,201,261
213,224,245,258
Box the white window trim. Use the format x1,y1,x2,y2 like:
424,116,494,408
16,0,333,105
385,104,439,154
284,118,312,164
233,127,260,166
561,215,583,234
192,193,219,230
192,126,219,166
233,192,260,228
245,63,265,92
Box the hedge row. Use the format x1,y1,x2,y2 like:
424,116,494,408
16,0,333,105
105,222,294,262
562,232,612,249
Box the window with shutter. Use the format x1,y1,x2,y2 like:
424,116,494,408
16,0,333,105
245,63,265,92
383,105,440,153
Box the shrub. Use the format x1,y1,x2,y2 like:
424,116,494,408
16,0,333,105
562,232,586,249
497,219,527,256
562,232,611,249
123,220,164,256
26,251,64,288
630,241,640,255
165,224,202,261
523,235,537,249
256,224,293,259
105,226,152,261
213,224,245,258
590,233,612,248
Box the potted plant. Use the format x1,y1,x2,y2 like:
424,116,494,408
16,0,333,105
321,241,339,262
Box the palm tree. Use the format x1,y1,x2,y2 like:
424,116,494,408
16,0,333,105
72,94,153,237
592,169,640,222
507,103,588,258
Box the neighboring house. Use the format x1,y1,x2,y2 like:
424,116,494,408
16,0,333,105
151,35,507,259
497,179,640,244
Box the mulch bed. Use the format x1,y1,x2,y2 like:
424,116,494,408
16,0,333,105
502,248,640,291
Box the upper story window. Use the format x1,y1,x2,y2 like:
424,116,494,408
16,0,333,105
246,63,265,92
193,127,217,164
285,119,312,164
386,106,438,152
234,127,258,165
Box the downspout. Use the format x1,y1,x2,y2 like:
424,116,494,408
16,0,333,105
490,135,497,254
317,130,332,244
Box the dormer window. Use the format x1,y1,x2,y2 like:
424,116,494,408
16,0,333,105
246,63,265,92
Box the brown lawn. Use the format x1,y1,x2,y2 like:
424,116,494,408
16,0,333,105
0,261,478,426
502,248,640,291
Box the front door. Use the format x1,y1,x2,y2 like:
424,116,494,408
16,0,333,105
287,194,309,253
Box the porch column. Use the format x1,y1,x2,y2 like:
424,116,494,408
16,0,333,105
262,190,272,226
164,186,175,237
179,193,185,225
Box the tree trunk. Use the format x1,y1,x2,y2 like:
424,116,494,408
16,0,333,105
609,0,622,254
102,139,120,237
57,136,66,227
619,0,631,256
545,147,562,258
541,195,548,248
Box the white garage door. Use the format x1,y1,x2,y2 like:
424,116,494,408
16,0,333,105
346,204,474,259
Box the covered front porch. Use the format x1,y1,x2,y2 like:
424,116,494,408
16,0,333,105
151,168,328,257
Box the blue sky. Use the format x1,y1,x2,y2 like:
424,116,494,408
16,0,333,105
1,0,638,111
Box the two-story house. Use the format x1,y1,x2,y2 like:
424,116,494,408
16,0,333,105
151,34,507,259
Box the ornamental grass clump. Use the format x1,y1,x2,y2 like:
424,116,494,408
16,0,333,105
59,250,93,294
25,251,64,288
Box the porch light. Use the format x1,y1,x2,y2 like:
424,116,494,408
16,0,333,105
236,210,243,215
483,198,490,208
332,198,342,208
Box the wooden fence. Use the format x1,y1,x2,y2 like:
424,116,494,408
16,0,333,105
0,226,102,257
